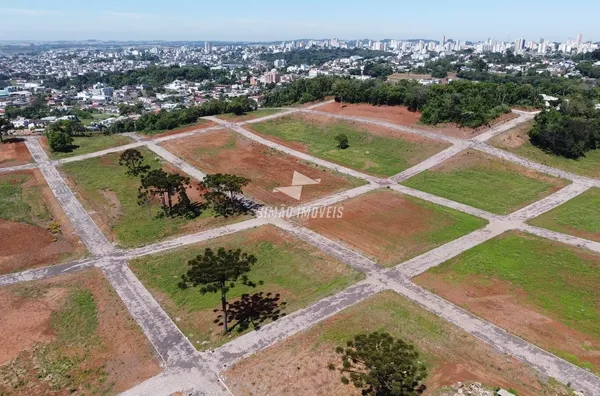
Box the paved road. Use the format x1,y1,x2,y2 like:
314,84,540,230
1,107,599,395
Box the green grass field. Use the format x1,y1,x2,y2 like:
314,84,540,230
250,116,448,177
216,108,282,122
130,226,364,350
140,119,210,136
81,113,114,126
420,231,600,373
402,152,568,215
0,172,52,225
49,134,133,159
61,148,243,247
529,187,600,241
491,120,600,179
225,291,568,395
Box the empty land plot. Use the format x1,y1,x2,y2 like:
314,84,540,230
491,120,600,178
61,147,245,247
145,118,218,139
295,189,487,267
317,102,519,139
402,150,569,215
129,225,364,350
0,139,32,168
224,291,569,396
247,113,449,176
40,134,134,159
0,170,86,274
161,129,363,206
414,231,600,374
215,108,283,122
529,187,600,242
0,269,161,395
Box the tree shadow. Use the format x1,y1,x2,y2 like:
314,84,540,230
54,144,81,153
214,292,287,333
2,137,25,144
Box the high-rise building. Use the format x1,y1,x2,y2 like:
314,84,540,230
441,35,445,47
204,41,212,53
577,32,583,46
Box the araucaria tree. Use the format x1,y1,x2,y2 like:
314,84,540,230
0,118,13,143
178,248,260,333
201,173,251,217
119,148,150,176
329,332,427,396
138,169,199,218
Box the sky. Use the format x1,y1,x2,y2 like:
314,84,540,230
0,0,598,43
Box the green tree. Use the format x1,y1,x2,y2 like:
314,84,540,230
47,119,85,136
201,173,251,217
45,130,74,152
0,118,13,143
329,332,427,396
335,133,349,149
119,148,150,177
137,169,197,217
178,247,260,333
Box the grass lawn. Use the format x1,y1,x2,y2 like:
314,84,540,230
129,225,365,350
61,148,246,247
215,108,282,122
48,134,133,159
81,113,114,126
140,118,211,136
402,150,568,215
490,120,600,179
415,231,600,373
249,116,448,177
0,172,52,225
296,189,488,267
529,187,600,242
224,291,569,395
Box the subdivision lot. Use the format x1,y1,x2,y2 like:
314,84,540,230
529,187,600,241
414,231,600,374
224,291,569,396
215,108,282,122
0,269,161,395
0,139,32,168
146,119,218,139
402,150,569,215
491,120,600,178
0,170,86,274
247,113,449,177
294,189,487,267
129,225,364,350
317,102,519,139
61,147,245,247
161,129,363,205
40,134,134,159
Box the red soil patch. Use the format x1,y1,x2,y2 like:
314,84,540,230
149,120,218,139
490,120,534,149
0,269,161,394
0,140,32,168
0,170,86,275
161,129,359,206
295,190,456,266
224,292,566,396
317,102,519,139
414,273,600,372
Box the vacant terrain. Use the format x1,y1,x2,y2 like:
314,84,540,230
215,108,282,122
248,113,449,176
491,120,600,178
161,129,363,205
130,225,363,349
0,170,86,274
295,189,487,266
403,150,569,215
0,269,161,395
145,119,218,138
224,291,570,396
415,231,600,374
61,148,244,247
0,139,32,168
41,134,133,159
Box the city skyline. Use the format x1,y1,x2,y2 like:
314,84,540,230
0,0,598,43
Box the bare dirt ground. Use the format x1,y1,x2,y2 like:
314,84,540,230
161,129,360,206
0,139,32,168
414,274,600,374
149,120,218,139
294,190,467,266
224,291,567,396
0,269,162,395
490,120,534,149
0,170,86,274
317,102,519,139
